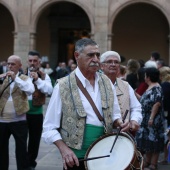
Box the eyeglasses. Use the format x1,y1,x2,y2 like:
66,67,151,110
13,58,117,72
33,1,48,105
103,60,119,65
86,52,100,58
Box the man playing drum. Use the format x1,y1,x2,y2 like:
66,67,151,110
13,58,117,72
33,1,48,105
42,38,128,170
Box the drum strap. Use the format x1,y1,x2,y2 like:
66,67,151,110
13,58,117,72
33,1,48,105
75,75,107,132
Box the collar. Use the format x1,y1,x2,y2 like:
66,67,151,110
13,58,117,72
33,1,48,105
16,72,20,77
75,67,99,88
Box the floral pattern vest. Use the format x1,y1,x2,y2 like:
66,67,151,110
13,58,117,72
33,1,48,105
58,72,114,150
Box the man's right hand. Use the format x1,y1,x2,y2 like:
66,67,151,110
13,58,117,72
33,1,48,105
0,73,6,79
54,140,79,170
120,121,130,132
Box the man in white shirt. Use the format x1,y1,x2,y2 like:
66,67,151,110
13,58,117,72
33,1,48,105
26,50,53,170
42,38,127,170
100,51,142,133
0,55,35,170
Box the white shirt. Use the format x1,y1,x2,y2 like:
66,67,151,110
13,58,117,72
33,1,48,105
3,66,7,73
44,68,53,75
27,71,53,100
127,84,142,124
42,67,121,144
0,72,35,122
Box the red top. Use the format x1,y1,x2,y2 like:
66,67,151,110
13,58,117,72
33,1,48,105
136,82,148,96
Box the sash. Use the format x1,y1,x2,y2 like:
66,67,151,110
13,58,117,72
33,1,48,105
71,124,104,158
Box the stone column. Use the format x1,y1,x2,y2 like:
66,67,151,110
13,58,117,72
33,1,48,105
107,33,114,50
13,31,18,52
13,31,30,69
29,32,37,50
13,0,32,69
89,32,95,40
94,0,109,53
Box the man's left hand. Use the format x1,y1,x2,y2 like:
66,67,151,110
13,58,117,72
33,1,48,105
129,120,139,132
120,121,130,132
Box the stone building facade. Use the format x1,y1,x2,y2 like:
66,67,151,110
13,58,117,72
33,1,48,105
0,0,170,68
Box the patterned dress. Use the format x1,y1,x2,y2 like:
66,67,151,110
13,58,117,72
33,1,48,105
136,86,164,152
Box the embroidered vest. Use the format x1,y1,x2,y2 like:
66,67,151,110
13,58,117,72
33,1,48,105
25,68,46,106
58,72,114,150
115,78,130,121
32,70,46,106
0,75,29,115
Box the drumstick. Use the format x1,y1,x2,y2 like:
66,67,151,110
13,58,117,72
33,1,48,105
79,155,110,162
110,110,129,153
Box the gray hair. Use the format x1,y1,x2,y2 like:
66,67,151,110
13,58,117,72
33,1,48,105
75,38,99,53
144,60,157,68
100,51,121,63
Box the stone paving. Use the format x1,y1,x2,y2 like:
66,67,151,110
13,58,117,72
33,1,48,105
9,97,170,170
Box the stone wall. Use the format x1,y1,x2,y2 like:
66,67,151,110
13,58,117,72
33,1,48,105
0,0,170,67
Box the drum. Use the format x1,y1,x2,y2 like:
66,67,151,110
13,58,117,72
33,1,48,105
84,132,143,170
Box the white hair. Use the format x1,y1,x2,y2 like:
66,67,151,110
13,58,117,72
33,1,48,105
100,51,121,63
144,60,157,68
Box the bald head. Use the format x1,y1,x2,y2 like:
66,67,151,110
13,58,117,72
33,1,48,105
8,55,22,65
7,55,22,74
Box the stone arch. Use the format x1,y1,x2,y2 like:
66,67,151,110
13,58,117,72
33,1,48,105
108,0,170,64
30,0,93,69
0,1,17,60
109,0,170,34
30,0,94,34
0,1,17,31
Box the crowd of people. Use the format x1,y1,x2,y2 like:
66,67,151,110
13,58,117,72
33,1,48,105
0,38,170,170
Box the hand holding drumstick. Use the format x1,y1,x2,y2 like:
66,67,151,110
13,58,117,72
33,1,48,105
110,110,129,153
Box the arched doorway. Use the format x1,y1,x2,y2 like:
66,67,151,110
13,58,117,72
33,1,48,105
0,4,14,61
36,1,91,69
112,3,169,64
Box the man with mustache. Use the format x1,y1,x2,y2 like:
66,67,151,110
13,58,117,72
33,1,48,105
42,38,128,170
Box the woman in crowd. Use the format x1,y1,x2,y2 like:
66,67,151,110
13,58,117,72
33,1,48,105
158,66,170,164
135,67,148,96
126,59,140,89
135,67,164,170
117,64,127,80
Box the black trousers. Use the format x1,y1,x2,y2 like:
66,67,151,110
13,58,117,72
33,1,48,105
0,121,30,170
26,114,43,168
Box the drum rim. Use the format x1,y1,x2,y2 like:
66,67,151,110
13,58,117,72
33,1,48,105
84,132,137,170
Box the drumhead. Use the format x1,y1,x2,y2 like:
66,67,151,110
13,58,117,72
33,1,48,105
86,134,135,170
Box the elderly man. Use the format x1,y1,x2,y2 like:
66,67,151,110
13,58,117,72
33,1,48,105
100,51,142,133
0,55,35,170
42,38,125,170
